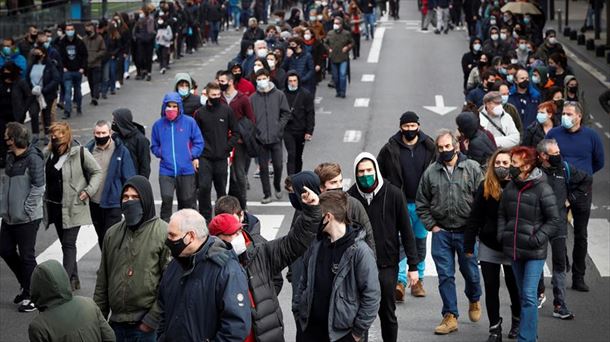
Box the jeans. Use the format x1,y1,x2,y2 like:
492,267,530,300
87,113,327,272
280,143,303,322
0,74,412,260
480,261,521,326
331,61,348,97
0,220,40,297
431,229,481,317
231,6,241,28
89,202,122,250
228,143,248,210
512,259,545,342
102,59,117,96
86,66,102,100
570,193,592,280
159,174,197,222
283,131,306,176
110,322,156,342
209,21,221,43
436,7,450,31
364,13,376,39
378,265,399,342
198,157,228,222
538,236,568,307
398,203,428,283
258,142,283,198
63,71,83,115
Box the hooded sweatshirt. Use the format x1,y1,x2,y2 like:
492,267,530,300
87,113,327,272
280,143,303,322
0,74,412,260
284,70,315,135
29,260,115,342
151,92,204,177
112,108,151,178
250,82,292,144
174,73,201,116
347,152,418,270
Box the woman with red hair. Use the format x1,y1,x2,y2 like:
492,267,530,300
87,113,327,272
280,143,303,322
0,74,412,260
522,101,557,148
498,146,560,342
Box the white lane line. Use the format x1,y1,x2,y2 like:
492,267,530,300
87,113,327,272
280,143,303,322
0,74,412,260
258,215,285,241
342,178,352,190
354,98,370,107
588,219,610,277
361,74,375,82
343,130,362,143
604,132,610,139
37,225,98,264
317,107,332,115
315,96,322,104
367,27,386,63
562,44,610,88
594,122,603,128
152,200,293,207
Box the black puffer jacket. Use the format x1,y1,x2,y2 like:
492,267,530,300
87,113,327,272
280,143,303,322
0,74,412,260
498,168,560,260
284,71,315,135
521,121,547,148
456,111,496,167
464,183,503,254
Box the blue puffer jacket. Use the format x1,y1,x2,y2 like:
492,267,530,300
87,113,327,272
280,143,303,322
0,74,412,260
85,137,136,208
151,92,204,177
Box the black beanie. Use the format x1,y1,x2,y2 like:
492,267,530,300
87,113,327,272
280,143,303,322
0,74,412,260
400,111,419,125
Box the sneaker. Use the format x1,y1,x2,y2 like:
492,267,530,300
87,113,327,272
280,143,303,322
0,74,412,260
254,171,261,179
146,74,152,81
469,301,481,322
553,305,575,320
537,293,546,309
395,282,406,302
18,299,37,313
434,313,458,335
124,72,130,79
261,196,272,204
13,292,26,304
411,279,426,297
572,278,590,292
508,315,520,339
101,94,107,99
160,67,166,74
76,108,83,116
90,99,98,106
57,102,64,109
434,30,441,34
274,189,283,200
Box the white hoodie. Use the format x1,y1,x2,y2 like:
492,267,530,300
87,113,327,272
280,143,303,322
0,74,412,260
353,152,384,204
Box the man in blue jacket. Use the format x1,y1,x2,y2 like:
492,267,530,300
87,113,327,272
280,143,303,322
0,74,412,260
151,92,205,222
86,120,136,249
508,68,541,128
158,209,251,341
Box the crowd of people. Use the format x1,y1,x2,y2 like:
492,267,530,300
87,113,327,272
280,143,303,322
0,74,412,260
0,1,607,342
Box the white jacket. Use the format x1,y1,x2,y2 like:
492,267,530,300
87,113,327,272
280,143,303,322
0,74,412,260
479,108,520,148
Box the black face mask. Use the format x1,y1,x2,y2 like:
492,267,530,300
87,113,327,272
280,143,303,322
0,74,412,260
289,192,302,211
326,187,343,192
494,166,510,180
207,97,221,107
439,150,455,163
548,154,562,168
165,233,191,259
518,80,529,89
232,72,242,82
317,216,329,235
30,34,37,40
95,135,110,146
111,122,120,133
401,129,418,142
121,199,144,228
219,83,229,92
567,85,578,93
509,166,522,179
32,54,43,63
554,99,564,109
51,139,62,153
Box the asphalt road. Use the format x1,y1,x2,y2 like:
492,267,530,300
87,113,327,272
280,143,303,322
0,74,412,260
1,1,609,341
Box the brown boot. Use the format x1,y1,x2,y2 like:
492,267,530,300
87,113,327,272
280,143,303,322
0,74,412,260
395,282,406,302
411,279,426,297
469,301,481,322
434,313,458,335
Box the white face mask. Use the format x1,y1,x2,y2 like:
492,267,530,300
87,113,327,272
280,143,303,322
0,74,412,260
267,60,275,69
231,232,247,256
491,34,499,41
317,15,323,21
257,79,270,90
253,65,263,73
333,24,341,31
256,48,268,58
200,95,207,106
492,104,504,116
500,33,507,40
304,33,312,40
246,48,254,56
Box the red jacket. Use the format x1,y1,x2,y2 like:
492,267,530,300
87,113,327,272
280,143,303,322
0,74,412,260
235,78,256,97
221,90,256,123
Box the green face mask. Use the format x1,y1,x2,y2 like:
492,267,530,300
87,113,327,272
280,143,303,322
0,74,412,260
357,174,376,189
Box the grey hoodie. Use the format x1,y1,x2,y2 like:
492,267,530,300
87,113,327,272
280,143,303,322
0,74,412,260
250,82,292,144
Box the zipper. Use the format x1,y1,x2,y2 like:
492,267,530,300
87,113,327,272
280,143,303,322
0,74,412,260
513,182,533,260
171,121,177,177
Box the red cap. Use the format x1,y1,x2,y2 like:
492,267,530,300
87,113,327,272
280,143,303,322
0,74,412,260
209,213,243,236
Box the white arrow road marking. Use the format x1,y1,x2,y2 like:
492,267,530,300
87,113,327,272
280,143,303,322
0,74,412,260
314,96,323,104
354,98,370,107
37,225,98,264
367,27,386,63
423,95,457,116
588,219,610,277
361,74,375,82
316,107,332,115
258,215,285,241
343,130,362,143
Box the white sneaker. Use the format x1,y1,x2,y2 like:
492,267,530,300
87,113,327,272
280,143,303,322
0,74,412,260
115,81,121,89
124,72,130,79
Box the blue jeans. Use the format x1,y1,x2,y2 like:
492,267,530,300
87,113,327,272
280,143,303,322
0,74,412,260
110,323,156,342
364,12,376,39
512,259,545,342
102,59,117,95
63,71,82,115
209,21,220,43
398,203,428,282
431,229,481,317
331,61,348,97
231,6,241,28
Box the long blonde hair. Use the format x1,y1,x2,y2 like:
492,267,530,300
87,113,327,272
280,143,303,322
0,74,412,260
483,149,511,201
48,122,73,156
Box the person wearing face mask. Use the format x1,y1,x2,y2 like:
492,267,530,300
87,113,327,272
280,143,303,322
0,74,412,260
282,37,316,95
32,32,62,72
158,209,251,341
461,37,483,91
536,139,592,320
563,75,588,120
228,62,256,96
546,102,604,292
301,29,327,84
203,0,224,44
324,16,353,98
266,52,286,90
111,108,151,178
26,46,60,143
416,130,483,335
283,72,315,175
151,93,204,222
532,29,565,64
0,122,45,313
0,37,27,78
56,23,88,118
498,146,560,342
466,53,490,91
482,26,508,58
508,68,541,129
547,53,570,92
212,184,321,342
522,101,557,148
173,73,201,116
249,57,271,85
498,82,523,133
83,22,106,107
17,25,38,60
377,112,436,299
464,149,522,341
192,83,239,222
347,153,419,342
85,120,136,250
0,62,30,168
455,111,497,167
242,17,266,42
466,69,498,107
93,175,171,340
44,122,103,291
294,190,379,342
479,91,520,148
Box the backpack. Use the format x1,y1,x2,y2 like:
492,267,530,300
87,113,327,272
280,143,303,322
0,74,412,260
236,117,261,158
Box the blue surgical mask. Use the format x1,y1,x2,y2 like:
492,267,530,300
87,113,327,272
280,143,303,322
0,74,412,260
532,75,540,84
524,17,531,24
257,79,269,89
561,115,574,129
178,87,189,97
66,30,75,38
1,47,11,56
536,112,548,124
501,95,509,105
287,84,298,91
43,41,50,49
506,74,514,83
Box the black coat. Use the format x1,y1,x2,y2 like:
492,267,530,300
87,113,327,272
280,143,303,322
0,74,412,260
465,183,503,254
521,121,547,148
284,87,315,135
2,78,31,123
498,169,560,260
112,108,151,178
26,59,61,102
194,102,239,160
456,112,496,167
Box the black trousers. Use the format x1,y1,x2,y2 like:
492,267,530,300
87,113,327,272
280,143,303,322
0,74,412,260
135,40,154,74
228,143,248,209
159,174,197,222
351,32,361,59
378,265,398,342
283,132,305,176
258,142,283,197
570,193,592,280
86,66,102,100
48,202,80,281
89,202,122,250
480,261,521,326
0,220,40,297
198,157,228,222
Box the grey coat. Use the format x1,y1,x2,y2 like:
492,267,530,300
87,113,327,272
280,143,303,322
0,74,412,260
250,84,292,145
294,227,380,341
346,195,376,256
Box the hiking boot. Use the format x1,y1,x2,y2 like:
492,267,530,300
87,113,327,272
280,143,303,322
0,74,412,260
18,299,37,313
537,293,546,309
487,318,502,342
572,278,589,292
261,196,272,204
508,316,520,339
90,99,98,106
553,305,575,320
395,282,405,302
411,279,426,297
434,313,458,335
469,301,481,322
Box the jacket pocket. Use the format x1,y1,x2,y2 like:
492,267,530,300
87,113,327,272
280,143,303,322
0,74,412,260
333,292,358,330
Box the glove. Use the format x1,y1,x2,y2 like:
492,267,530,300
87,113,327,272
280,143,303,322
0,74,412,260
31,85,42,96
